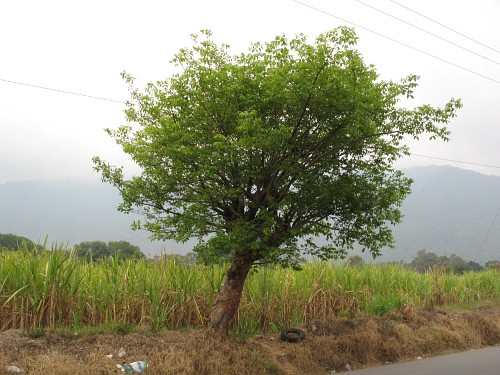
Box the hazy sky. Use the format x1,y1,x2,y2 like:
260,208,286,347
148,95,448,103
2,0,500,184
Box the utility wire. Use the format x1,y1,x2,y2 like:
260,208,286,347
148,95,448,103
410,154,500,170
4,77,500,171
354,0,500,66
411,151,500,262
3,77,500,171
292,0,500,85
0,78,126,104
390,0,500,55
475,205,500,260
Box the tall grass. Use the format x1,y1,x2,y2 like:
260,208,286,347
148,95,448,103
1,249,499,335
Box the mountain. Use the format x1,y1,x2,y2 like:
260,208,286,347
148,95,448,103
0,180,193,256
377,166,500,264
0,166,499,262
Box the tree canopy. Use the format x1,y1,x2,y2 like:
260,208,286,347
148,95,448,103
93,28,461,333
74,240,144,262
0,233,37,251
485,260,500,270
409,250,483,274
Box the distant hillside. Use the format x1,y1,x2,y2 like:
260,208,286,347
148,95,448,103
0,180,192,256
0,166,499,262
379,166,500,264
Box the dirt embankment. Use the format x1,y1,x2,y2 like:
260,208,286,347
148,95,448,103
1,306,500,375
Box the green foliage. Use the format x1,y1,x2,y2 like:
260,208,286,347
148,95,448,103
409,250,448,272
346,255,364,267
448,253,474,274
0,233,37,251
367,295,409,316
108,241,144,260
74,241,110,262
466,260,483,272
485,260,500,270
409,250,484,274
175,252,198,266
93,27,461,268
74,240,144,262
108,322,136,335
27,326,46,339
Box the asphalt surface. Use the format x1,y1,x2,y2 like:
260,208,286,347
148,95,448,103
350,346,500,375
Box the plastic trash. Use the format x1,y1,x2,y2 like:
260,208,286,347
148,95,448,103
116,361,148,373
5,366,22,373
117,347,127,358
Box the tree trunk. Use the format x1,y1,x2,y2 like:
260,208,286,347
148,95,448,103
208,254,253,335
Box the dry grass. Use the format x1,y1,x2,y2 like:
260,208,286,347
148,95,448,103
1,306,499,375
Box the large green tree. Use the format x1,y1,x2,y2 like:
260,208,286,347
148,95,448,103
93,28,461,334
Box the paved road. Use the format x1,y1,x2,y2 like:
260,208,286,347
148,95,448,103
350,346,500,375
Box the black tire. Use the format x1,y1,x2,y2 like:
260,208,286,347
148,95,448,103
280,328,305,343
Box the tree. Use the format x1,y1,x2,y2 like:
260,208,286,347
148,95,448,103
74,240,144,262
409,250,483,274
108,240,145,260
409,250,449,273
466,260,483,272
485,260,500,270
346,255,364,267
448,253,473,274
93,28,461,334
74,241,111,262
0,233,37,251
177,252,198,266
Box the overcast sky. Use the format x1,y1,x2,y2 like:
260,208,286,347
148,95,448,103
1,0,499,184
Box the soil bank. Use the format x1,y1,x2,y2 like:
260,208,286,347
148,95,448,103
1,305,499,375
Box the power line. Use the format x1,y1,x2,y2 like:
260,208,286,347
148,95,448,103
353,0,500,66
0,78,126,104
3,78,500,171
390,0,500,55
410,154,500,170
2,71,500,181
292,0,500,85
410,152,500,261
475,205,500,260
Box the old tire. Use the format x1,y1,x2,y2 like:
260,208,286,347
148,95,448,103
280,328,305,343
